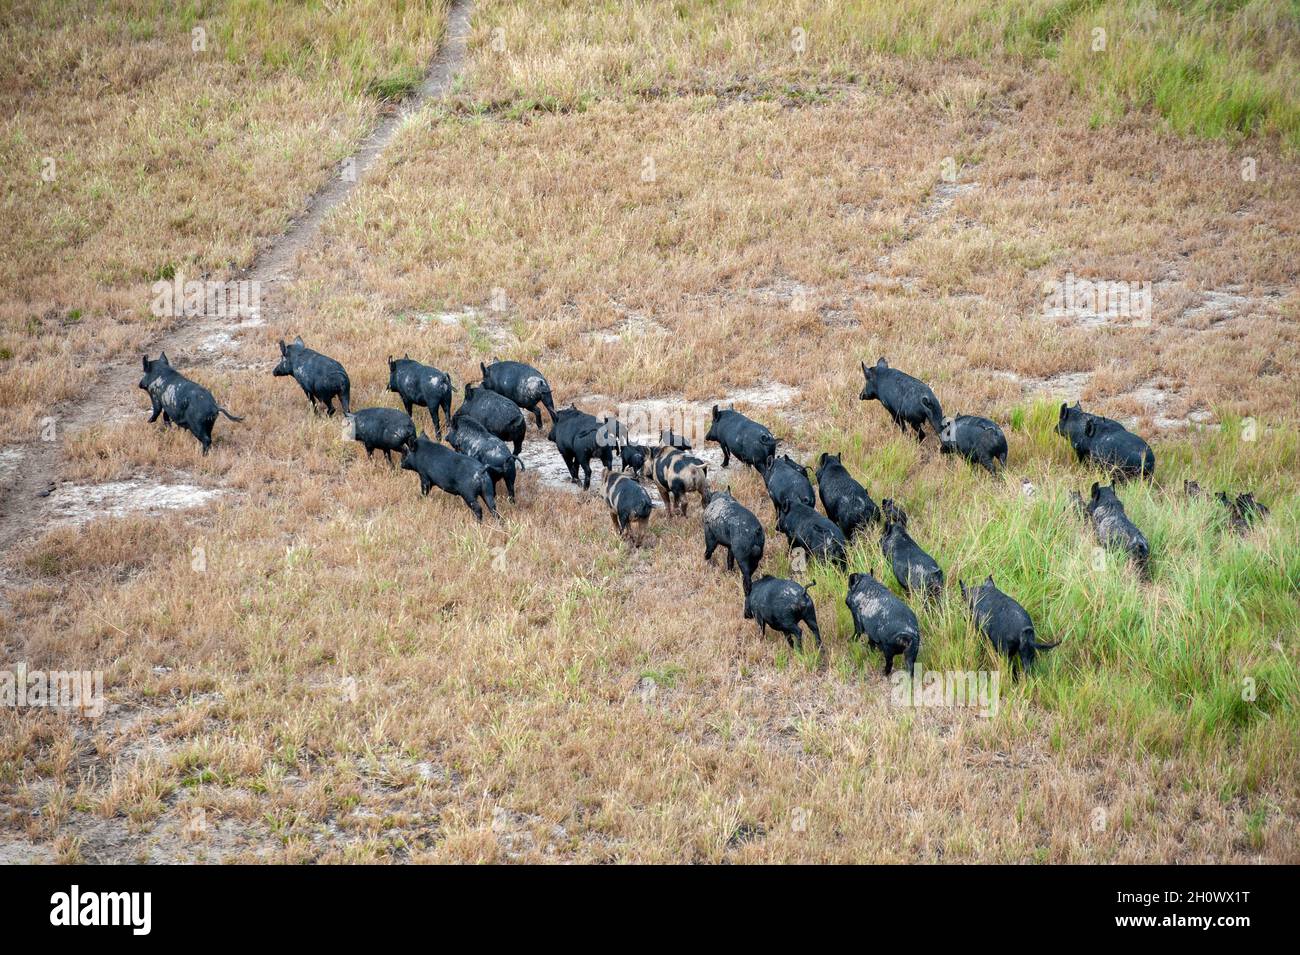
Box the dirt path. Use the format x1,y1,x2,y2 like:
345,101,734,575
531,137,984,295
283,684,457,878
0,0,473,556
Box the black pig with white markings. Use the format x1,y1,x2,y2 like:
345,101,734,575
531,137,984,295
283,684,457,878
744,576,821,651
879,500,943,600
400,435,498,521
961,575,1058,675
939,414,1008,474
387,356,453,439
762,454,815,516
344,407,416,466
705,405,777,470
480,359,557,428
814,452,880,540
446,413,525,503
603,471,652,544
138,353,243,455
702,487,765,595
273,338,350,416
461,384,527,455
859,358,943,441
845,570,921,676
1055,402,1155,480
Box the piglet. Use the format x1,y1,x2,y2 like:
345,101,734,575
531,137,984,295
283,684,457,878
603,471,652,544
652,446,709,516
1086,482,1150,576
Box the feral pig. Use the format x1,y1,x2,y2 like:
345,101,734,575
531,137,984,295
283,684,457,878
400,435,498,521
344,408,416,465
1086,482,1150,576
744,576,822,651
273,337,350,416
603,471,652,544
701,487,765,595
1216,491,1269,533
762,454,814,516
387,356,453,439
705,405,777,470
619,443,649,479
446,413,524,503
845,570,921,676
138,353,243,455
461,384,527,455
859,358,943,441
776,500,847,567
547,406,615,489
939,415,1008,474
653,446,709,516
814,452,880,539
479,359,557,428
1055,402,1155,479
879,500,943,599
961,575,1058,675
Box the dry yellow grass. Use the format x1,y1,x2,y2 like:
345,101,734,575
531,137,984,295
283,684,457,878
2,1,1298,863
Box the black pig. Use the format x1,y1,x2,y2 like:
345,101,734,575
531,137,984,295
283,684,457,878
387,356,453,439
460,384,527,455
961,575,1058,675
762,454,815,516
619,443,649,479
138,353,243,455
776,500,847,567
705,406,777,470
400,435,498,521
446,413,525,503
845,570,921,676
859,358,943,441
938,414,1008,474
1086,482,1150,576
879,500,943,599
814,452,880,539
273,337,350,416
480,359,557,428
344,407,416,465
701,487,765,595
744,576,822,651
547,405,615,489
1055,402,1155,480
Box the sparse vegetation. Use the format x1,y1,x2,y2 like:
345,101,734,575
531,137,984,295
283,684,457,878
1,0,1297,863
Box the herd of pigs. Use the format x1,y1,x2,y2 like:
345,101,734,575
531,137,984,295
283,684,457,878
136,340,1268,677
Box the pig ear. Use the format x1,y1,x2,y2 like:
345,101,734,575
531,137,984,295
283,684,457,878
388,355,395,367
158,351,169,366
1090,481,1100,499
480,361,487,375
1059,402,1068,419
959,580,967,597
712,404,720,419
876,357,887,368
293,336,304,347
1084,419,1096,437
861,360,868,376
278,339,287,355
142,355,150,370
985,574,994,584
